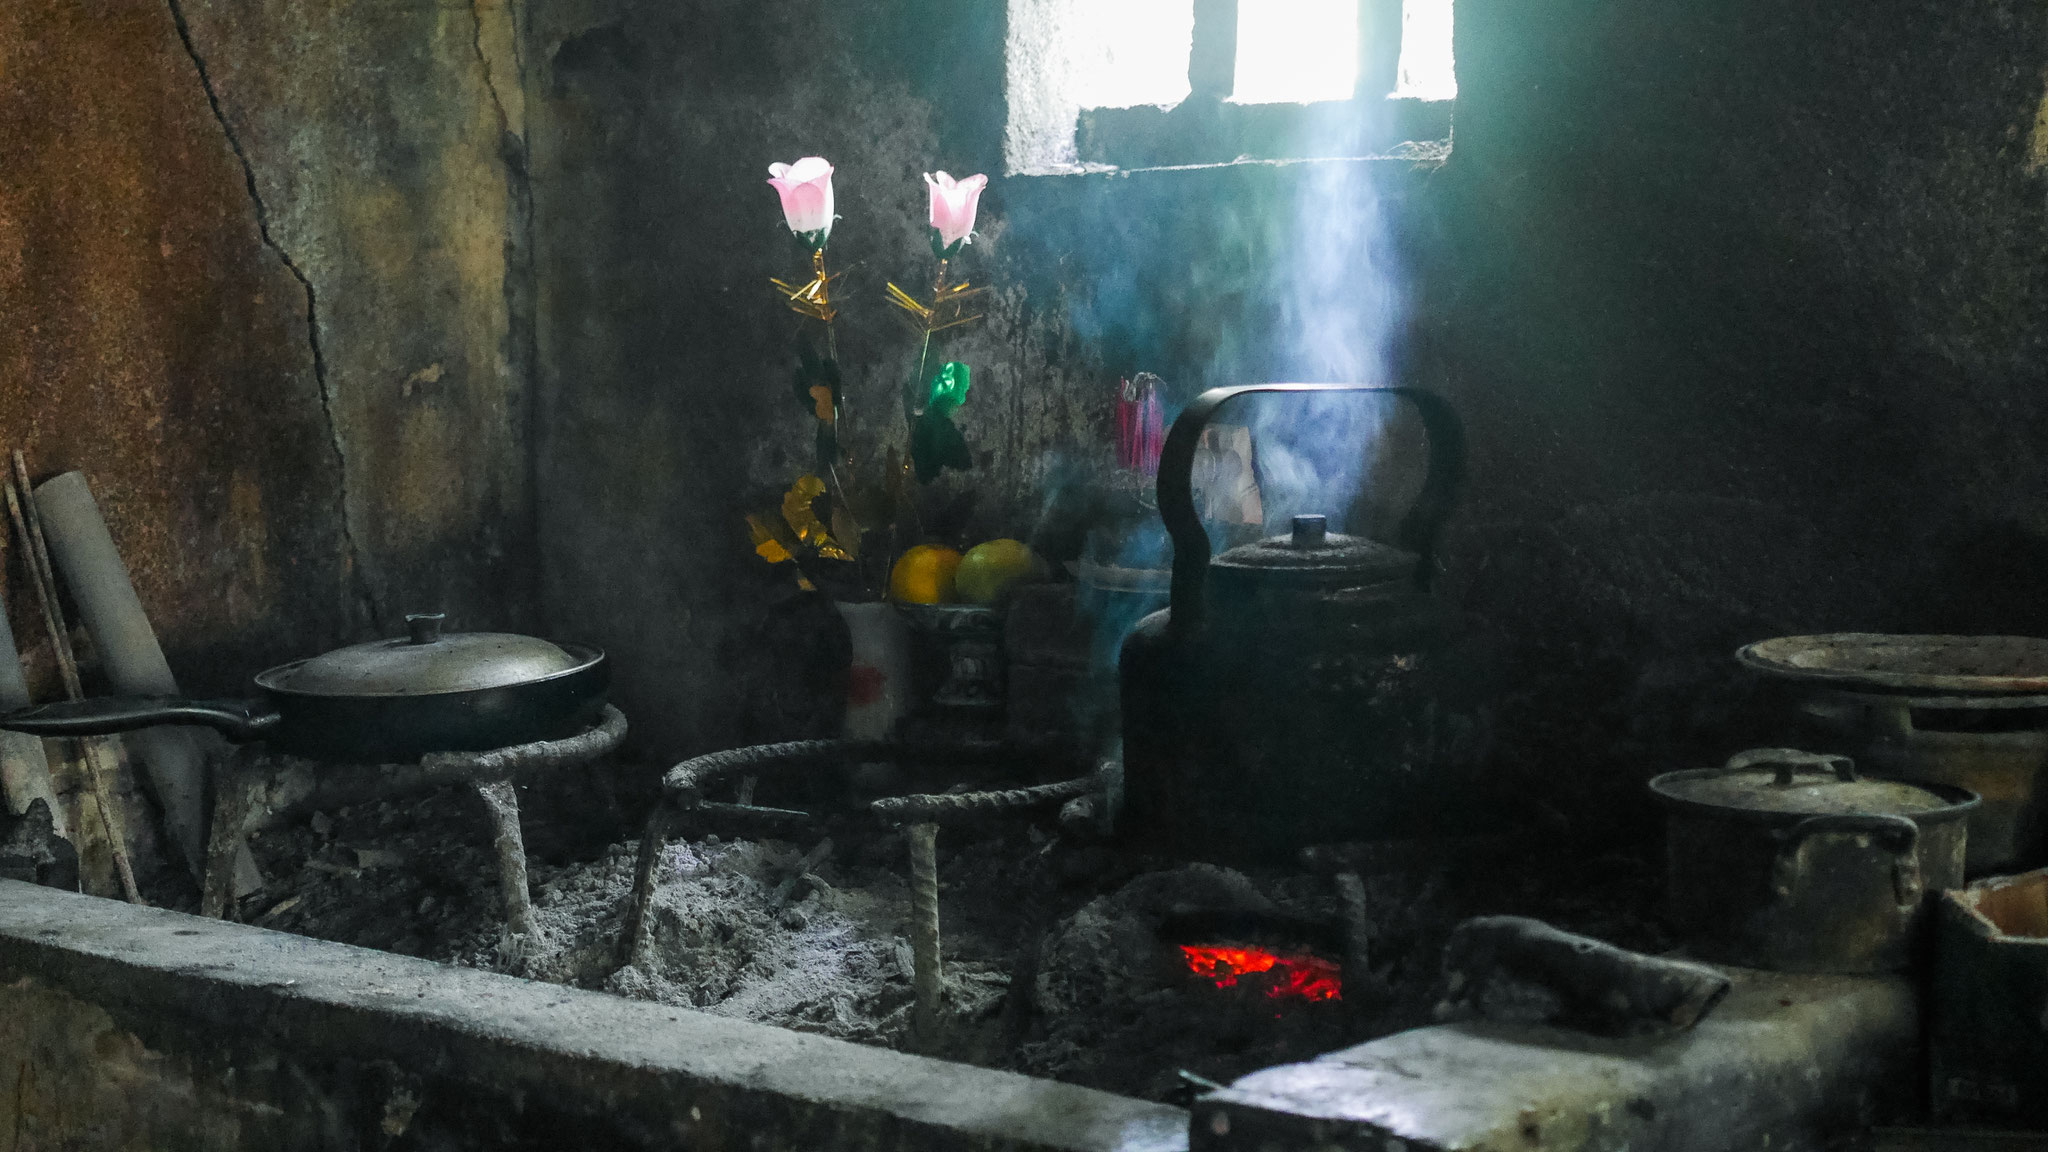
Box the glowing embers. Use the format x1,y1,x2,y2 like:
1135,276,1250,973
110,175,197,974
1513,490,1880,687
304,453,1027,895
1180,943,1342,1002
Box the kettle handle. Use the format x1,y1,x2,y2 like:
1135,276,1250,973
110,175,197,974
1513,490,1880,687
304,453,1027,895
1156,384,1467,635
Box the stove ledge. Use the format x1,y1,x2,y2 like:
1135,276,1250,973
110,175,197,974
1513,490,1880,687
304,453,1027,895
0,879,1188,1152
1191,966,1917,1152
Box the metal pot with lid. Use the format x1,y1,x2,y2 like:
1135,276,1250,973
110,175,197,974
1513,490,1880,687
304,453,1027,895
0,613,608,763
1650,747,1979,973
1119,383,1480,864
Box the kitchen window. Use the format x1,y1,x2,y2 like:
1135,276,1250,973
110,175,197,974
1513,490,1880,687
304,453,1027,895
1005,0,1456,175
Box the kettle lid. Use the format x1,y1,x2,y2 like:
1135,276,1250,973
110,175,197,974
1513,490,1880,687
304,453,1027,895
1211,514,1417,588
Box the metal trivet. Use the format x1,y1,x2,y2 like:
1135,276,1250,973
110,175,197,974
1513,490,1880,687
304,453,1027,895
203,705,629,970
616,738,1101,1044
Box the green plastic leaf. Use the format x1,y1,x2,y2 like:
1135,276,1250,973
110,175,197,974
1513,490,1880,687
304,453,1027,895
814,422,839,471
793,340,842,422
911,408,972,484
925,362,971,415
928,226,965,262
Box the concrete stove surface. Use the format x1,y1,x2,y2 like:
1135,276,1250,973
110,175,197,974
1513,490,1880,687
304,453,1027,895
0,880,1187,1151
1192,965,1918,1152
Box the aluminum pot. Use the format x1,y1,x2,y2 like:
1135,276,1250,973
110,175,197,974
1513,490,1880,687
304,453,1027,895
1795,691,2048,876
0,613,608,763
1649,747,1978,973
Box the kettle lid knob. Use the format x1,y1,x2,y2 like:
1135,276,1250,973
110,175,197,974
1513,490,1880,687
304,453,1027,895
1291,514,1329,547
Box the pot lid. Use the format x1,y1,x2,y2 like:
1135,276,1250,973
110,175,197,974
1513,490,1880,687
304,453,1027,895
1211,514,1416,588
261,614,589,697
1651,748,1962,817
1737,633,2048,696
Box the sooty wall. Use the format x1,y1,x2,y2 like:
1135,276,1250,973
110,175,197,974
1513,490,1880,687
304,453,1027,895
1,0,537,693
534,0,2048,827
1427,0,2048,824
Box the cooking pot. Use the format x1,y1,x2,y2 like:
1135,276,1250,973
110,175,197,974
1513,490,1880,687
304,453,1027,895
1649,747,1978,973
0,614,608,763
1119,383,1482,864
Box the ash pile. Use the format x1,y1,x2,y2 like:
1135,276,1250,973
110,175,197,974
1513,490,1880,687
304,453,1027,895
239,772,1667,1103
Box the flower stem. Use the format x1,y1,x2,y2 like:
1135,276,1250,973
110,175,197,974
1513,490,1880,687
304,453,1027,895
912,332,932,421
910,259,953,421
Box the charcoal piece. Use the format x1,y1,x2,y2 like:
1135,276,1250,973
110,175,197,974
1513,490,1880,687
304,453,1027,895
1333,870,1374,997
0,797,79,892
1437,915,1730,1037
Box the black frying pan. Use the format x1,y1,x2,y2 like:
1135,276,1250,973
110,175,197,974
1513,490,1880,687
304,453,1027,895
0,618,608,763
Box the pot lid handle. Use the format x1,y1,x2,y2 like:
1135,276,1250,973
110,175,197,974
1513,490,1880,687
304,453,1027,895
405,612,447,645
1155,383,1467,636
1726,746,1858,784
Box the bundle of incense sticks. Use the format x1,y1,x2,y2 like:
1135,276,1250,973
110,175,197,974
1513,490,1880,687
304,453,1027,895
1115,373,1165,476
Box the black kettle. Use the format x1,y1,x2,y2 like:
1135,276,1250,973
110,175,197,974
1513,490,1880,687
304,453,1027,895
1118,383,1478,864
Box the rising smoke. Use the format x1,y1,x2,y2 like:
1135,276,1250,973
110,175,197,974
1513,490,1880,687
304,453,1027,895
1241,154,1406,534
1010,108,1412,698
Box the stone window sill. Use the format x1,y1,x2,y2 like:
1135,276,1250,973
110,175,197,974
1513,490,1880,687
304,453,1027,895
1026,95,1451,176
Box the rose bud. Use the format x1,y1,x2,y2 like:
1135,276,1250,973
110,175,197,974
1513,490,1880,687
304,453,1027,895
924,170,988,259
768,156,836,247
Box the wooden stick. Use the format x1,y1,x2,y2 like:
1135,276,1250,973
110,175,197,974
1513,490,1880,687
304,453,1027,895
8,460,84,704
5,459,142,904
199,747,257,919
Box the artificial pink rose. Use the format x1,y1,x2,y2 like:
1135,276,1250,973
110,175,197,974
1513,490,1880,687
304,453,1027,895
924,171,987,255
767,157,835,244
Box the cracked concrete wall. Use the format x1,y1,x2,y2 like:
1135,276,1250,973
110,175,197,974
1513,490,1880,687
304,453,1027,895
172,0,538,641
0,0,345,694
1,0,536,707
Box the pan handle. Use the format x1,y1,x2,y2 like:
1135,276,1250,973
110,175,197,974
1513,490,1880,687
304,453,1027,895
0,697,282,743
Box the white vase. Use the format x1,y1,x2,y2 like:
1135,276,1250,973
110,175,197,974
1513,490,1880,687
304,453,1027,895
834,600,913,740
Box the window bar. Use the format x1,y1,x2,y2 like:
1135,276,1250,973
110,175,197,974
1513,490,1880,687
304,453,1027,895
1189,0,1237,100
1358,0,1405,101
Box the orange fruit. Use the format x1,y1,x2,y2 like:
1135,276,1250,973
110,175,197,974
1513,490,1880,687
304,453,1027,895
889,544,962,604
956,539,1043,604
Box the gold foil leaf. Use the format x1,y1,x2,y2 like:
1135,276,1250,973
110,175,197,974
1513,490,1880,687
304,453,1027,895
829,503,862,562
781,475,852,561
747,513,795,564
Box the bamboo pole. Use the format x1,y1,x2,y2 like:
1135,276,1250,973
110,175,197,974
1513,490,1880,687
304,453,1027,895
4,459,142,904
0,575,62,833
